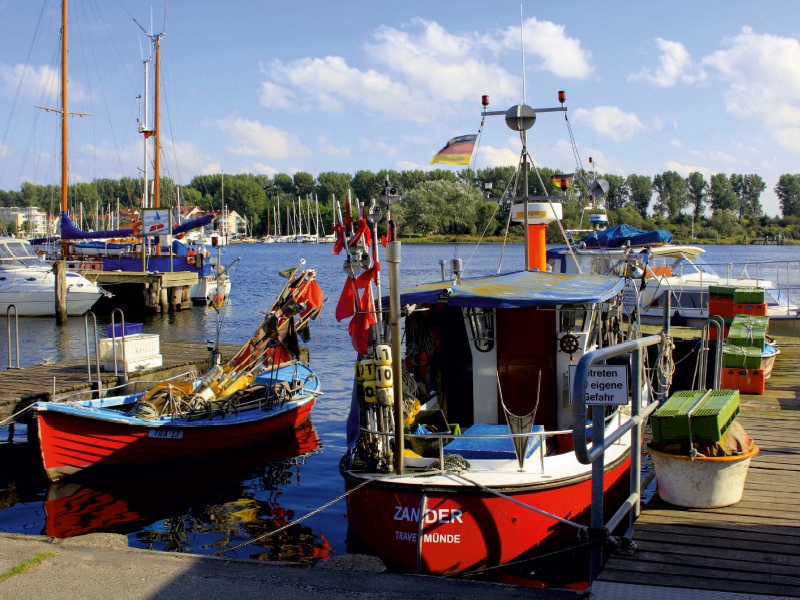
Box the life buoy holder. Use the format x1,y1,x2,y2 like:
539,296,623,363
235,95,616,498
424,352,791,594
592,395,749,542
187,253,197,265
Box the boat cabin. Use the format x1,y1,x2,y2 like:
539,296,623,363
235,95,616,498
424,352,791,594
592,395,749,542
396,270,624,442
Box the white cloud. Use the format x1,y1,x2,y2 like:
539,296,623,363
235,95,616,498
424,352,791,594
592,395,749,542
394,160,432,171
259,80,295,110
359,138,396,157
367,19,519,104
670,139,683,148
572,106,646,141
476,145,520,168
628,38,705,87
217,117,310,159
251,163,278,176
317,135,350,158
652,117,664,131
665,161,710,177
501,17,593,78
709,150,736,164
265,55,431,121
703,27,800,152
259,17,588,123
0,63,88,101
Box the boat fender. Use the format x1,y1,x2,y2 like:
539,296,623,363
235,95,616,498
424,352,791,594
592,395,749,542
377,387,394,406
195,386,216,402
375,365,393,388
359,357,376,381
68,244,75,255
374,344,391,366
363,380,378,403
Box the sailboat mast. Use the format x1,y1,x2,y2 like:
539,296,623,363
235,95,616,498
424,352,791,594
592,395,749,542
153,35,161,208
142,57,150,208
60,0,68,214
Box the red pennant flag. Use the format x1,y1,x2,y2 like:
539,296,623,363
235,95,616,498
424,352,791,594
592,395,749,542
332,224,346,255
335,278,356,322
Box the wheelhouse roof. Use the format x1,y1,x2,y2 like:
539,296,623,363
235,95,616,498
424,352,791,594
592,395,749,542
389,270,625,309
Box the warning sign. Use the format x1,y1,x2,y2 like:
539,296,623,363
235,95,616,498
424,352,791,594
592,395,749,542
569,365,629,406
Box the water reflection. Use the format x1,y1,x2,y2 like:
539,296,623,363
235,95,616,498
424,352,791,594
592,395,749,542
43,420,327,563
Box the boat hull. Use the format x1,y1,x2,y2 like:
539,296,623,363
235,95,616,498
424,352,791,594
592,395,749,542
341,452,630,575
37,398,314,481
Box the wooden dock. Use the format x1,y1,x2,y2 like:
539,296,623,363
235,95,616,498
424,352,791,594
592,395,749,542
0,342,239,422
84,271,198,313
597,338,800,597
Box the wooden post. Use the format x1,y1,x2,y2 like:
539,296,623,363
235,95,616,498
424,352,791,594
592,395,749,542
54,260,67,324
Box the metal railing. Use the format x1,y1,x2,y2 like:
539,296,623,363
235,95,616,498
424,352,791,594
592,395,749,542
6,305,19,370
83,311,102,398
358,408,623,476
698,316,724,390
570,333,665,582
109,308,128,384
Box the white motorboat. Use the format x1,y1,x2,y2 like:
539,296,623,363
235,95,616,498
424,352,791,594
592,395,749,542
0,238,104,316
548,243,800,336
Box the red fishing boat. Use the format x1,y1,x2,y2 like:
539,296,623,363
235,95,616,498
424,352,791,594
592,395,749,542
336,93,662,576
35,263,324,481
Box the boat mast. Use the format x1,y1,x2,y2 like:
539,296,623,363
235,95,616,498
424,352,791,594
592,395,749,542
141,56,150,208
153,34,161,208
60,0,68,215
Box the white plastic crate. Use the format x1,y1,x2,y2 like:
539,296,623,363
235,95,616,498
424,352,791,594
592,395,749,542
99,334,160,363
103,354,163,373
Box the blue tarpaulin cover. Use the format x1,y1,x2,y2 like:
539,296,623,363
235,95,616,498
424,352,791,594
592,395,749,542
580,224,673,248
60,212,214,240
384,270,624,308
444,423,544,460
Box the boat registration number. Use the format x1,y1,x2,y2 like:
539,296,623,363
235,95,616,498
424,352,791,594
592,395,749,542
148,429,183,439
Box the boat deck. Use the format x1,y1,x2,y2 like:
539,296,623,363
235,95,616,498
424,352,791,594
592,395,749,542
596,338,800,597
0,342,238,422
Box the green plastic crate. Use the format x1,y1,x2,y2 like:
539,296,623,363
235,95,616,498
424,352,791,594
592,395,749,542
727,326,766,350
651,389,740,443
722,346,763,369
731,315,769,331
709,285,737,299
734,287,766,304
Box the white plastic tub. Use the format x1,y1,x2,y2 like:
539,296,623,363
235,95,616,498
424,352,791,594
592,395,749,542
648,444,760,508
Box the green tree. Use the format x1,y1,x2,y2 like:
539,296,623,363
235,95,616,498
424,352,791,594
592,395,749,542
652,171,688,219
293,172,315,198
686,172,707,218
627,174,652,217
273,173,294,195
775,174,800,218
317,171,352,206
603,174,628,211
708,173,738,214
400,180,481,235
731,173,765,220
351,170,380,202
476,166,516,199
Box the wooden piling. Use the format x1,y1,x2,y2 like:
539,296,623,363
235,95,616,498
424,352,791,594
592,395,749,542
53,260,67,324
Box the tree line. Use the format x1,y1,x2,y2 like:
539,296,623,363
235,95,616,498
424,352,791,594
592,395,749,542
3,167,800,241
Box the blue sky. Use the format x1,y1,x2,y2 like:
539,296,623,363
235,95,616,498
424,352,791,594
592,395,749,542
1,0,799,215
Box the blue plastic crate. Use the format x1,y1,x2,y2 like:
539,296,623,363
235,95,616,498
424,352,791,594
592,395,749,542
444,423,544,460
106,323,143,338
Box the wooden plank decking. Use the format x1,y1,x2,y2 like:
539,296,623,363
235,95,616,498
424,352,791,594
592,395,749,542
0,342,239,422
598,339,800,597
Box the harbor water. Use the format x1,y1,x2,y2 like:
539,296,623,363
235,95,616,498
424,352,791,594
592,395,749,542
0,242,799,573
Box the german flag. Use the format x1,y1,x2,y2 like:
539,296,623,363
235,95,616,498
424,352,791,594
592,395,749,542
551,173,574,190
430,134,477,166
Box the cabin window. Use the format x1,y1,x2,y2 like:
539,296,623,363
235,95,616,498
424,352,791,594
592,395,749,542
561,304,588,332
6,244,27,258
466,307,494,352
0,246,11,259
